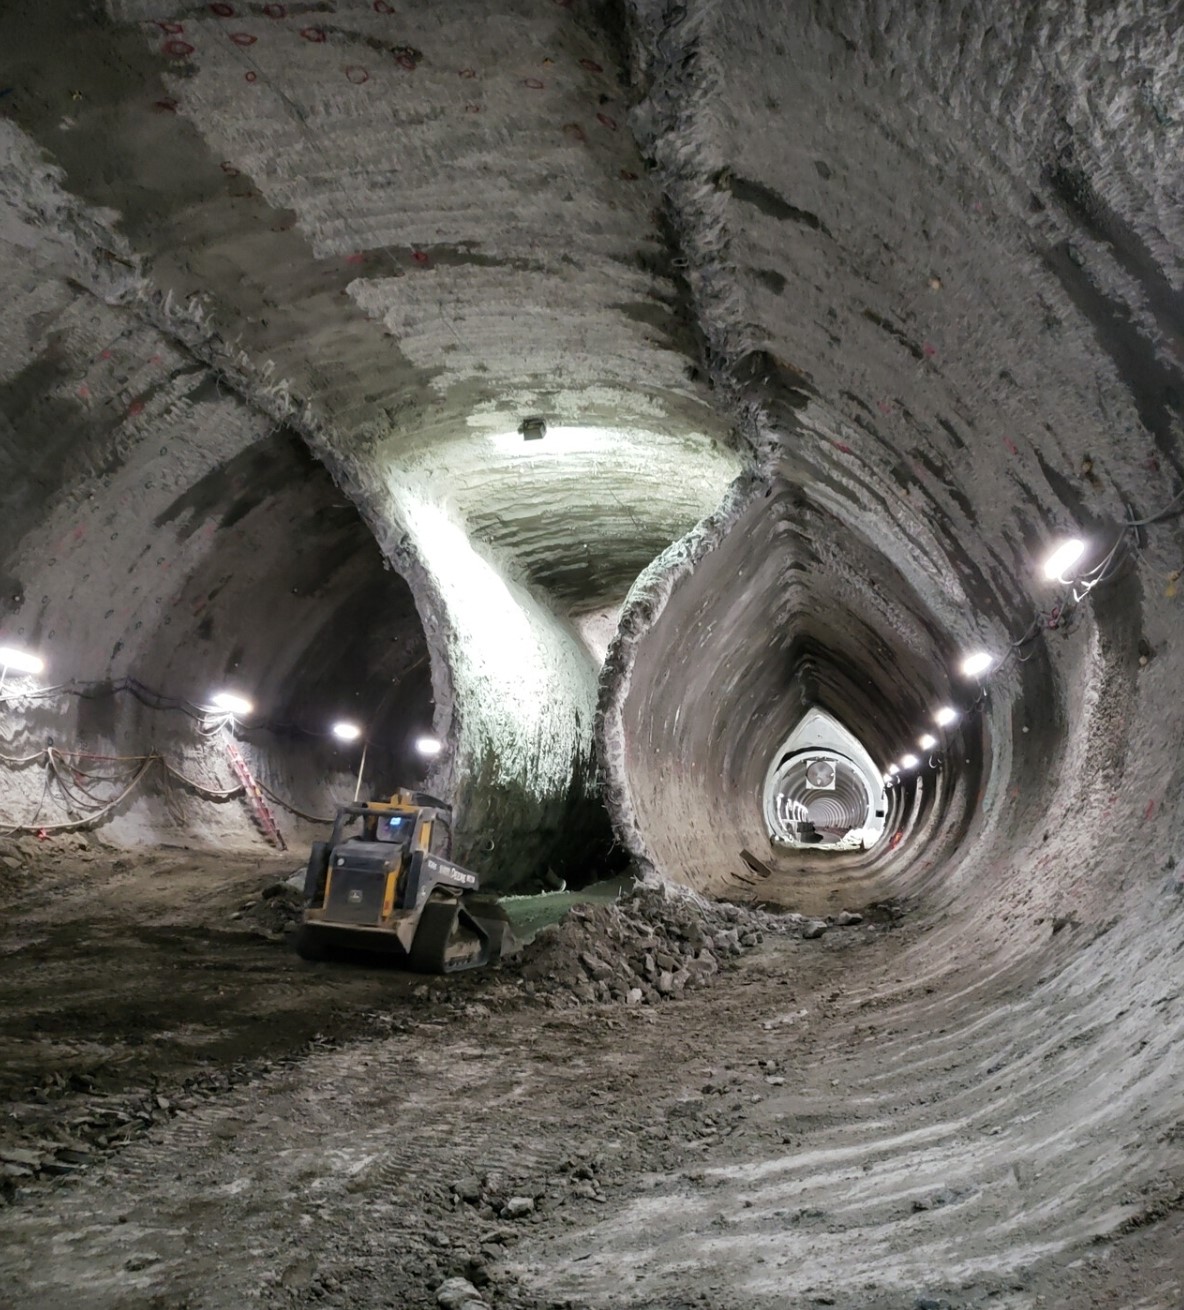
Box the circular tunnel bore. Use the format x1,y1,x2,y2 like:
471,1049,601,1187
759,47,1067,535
0,0,1181,1304
763,707,887,850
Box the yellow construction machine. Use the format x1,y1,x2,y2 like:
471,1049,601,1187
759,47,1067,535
296,790,509,973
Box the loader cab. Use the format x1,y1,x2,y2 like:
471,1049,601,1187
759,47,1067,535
363,811,415,847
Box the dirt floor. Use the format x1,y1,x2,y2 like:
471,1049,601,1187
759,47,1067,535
0,840,1180,1310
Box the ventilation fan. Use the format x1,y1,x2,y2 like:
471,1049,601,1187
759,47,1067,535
804,758,836,790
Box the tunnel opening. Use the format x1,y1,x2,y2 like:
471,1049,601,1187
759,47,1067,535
0,406,437,848
764,706,887,851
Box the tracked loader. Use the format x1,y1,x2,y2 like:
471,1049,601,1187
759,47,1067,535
296,790,510,973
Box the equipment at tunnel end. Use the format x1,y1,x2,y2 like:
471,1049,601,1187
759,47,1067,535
297,789,510,973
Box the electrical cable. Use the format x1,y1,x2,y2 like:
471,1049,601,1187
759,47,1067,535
0,742,328,835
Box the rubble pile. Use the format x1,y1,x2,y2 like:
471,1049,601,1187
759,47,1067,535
511,883,847,1008
232,880,304,939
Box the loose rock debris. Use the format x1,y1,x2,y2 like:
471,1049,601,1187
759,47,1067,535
509,883,857,1009
232,879,305,938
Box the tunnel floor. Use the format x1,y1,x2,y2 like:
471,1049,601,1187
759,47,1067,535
0,845,1180,1310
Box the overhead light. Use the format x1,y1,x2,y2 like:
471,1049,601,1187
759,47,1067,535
332,721,362,742
210,691,253,716
887,763,900,775
918,733,937,750
0,645,44,675
934,706,957,727
899,753,920,769
518,415,547,441
415,735,442,756
1042,537,1086,582
959,651,993,678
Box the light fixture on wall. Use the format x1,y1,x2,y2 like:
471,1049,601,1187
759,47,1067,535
1041,537,1086,583
886,763,899,775
959,651,993,678
899,753,920,770
934,705,957,726
209,690,253,716
0,645,44,676
0,644,44,693
918,733,937,750
415,735,443,756
329,722,369,801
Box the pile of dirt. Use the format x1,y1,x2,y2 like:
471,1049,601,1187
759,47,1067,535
508,882,843,1008
232,880,304,940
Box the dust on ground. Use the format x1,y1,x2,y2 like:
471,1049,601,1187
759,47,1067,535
0,840,1179,1310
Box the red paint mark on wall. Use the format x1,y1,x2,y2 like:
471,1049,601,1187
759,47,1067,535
229,31,257,46
876,398,893,414
922,342,937,358
345,65,369,84
99,349,112,361
833,440,852,454
344,252,366,266
1144,798,1157,820
301,26,326,42
373,0,395,11
149,354,162,365
156,20,184,34
412,250,430,266
579,58,603,72
619,169,638,180
458,67,476,79
244,71,258,83
209,2,235,15
524,77,545,89
163,38,195,57
153,97,179,113
1003,436,1019,456
464,103,480,113
220,161,240,176
77,384,90,399
596,111,617,129
397,53,416,70
127,399,145,417
262,3,286,15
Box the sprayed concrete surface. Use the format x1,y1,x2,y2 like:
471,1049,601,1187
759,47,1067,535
0,0,1182,1305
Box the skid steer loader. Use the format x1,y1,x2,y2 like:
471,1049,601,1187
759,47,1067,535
296,790,510,973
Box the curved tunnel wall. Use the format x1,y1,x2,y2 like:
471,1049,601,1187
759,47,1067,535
0,275,435,847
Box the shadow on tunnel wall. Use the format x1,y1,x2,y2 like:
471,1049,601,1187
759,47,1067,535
451,739,626,892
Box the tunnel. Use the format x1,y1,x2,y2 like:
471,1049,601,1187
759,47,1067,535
0,1,1182,1307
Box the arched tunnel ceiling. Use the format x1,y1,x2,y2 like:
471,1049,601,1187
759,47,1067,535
0,0,1180,875
1,2,1183,1302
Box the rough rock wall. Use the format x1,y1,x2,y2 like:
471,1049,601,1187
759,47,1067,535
591,0,1184,1273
